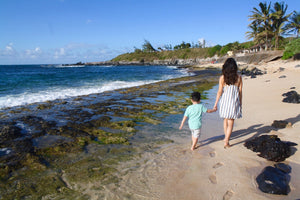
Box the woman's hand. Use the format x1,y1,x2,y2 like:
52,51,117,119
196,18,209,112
213,105,218,111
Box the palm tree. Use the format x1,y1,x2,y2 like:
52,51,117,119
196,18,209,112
246,22,259,40
271,2,292,49
249,2,272,50
284,11,300,38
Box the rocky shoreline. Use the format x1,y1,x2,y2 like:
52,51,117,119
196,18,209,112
0,68,220,199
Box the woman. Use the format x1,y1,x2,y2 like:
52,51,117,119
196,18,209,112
213,58,242,148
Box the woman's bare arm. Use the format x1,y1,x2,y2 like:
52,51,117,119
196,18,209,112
213,76,224,110
239,75,243,105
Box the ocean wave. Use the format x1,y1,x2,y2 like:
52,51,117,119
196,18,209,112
41,64,86,68
166,65,178,69
54,65,86,68
0,80,160,109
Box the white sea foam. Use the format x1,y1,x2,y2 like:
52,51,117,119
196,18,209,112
0,80,160,109
54,65,86,68
166,65,178,69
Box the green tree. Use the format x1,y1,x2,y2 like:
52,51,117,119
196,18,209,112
240,41,255,49
284,11,300,38
271,2,292,49
246,22,260,41
174,41,191,50
249,2,272,50
134,47,142,53
142,40,156,52
220,46,230,56
163,44,173,50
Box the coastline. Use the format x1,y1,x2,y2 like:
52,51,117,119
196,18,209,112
1,58,300,199
158,59,300,199
0,67,220,199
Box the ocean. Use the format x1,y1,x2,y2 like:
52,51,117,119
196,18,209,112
0,64,192,109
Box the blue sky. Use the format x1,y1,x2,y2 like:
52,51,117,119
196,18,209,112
0,0,299,64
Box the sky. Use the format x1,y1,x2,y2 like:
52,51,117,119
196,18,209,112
0,0,299,65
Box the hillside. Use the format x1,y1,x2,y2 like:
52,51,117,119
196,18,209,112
85,50,284,66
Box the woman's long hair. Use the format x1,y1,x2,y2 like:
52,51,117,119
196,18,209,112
222,58,238,85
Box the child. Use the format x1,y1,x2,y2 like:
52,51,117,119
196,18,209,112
179,91,216,150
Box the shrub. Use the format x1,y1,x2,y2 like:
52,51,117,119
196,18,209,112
282,38,300,60
220,46,230,56
208,45,222,57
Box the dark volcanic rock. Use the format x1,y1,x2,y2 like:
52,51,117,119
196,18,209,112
282,90,300,104
278,75,286,79
244,135,294,162
275,163,292,173
19,115,57,136
294,53,300,60
241,67,264,78
256,166,290,195
0,124,22,142
0,138,34,168
271,120,291,129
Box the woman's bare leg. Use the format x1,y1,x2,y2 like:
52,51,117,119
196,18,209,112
224,119,234,147
223,118,228,136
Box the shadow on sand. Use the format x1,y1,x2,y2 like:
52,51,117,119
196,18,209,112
200,114,300,148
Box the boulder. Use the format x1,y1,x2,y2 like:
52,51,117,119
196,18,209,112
256,165,290,195
282,90,300,104
244,135,294,162
271,120,292,129
293,53,300,60
240,67,264,78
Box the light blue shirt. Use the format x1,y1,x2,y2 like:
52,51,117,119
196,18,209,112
184,103,208,130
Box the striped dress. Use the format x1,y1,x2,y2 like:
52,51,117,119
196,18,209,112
219,85,242,119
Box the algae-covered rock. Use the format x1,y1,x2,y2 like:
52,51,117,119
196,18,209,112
0,71,220,199
91,129,130,145
0,124,22,142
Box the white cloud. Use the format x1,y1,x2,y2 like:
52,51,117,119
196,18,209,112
24,47,43,59
0,42,122,64
1,43,16,56
35,47,41,52
6,44,13,51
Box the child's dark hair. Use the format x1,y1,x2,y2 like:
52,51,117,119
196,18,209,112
191,92,201,102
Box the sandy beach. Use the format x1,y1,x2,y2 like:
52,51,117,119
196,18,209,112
1,58,299,199
159,59,300,200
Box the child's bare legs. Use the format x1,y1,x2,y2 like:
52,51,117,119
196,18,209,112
223,118,234,147
191,136,198,150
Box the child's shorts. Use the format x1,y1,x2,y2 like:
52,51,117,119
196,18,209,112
190,128,201,138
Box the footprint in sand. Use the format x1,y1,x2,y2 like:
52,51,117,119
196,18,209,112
209,172,217,184
213,162,224,169
209,151,216,157
223,190,234,200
